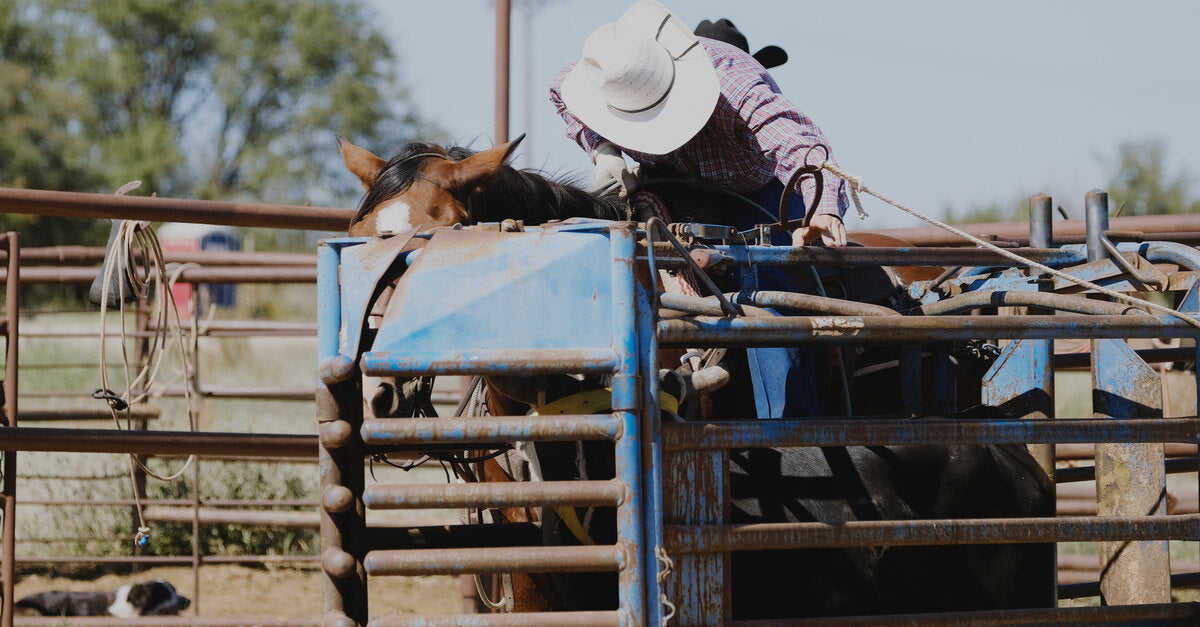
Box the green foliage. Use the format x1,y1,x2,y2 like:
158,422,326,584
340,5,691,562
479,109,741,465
945,200,1024,225
1106,139,1200,216
0,0,432,249
144,463,318,558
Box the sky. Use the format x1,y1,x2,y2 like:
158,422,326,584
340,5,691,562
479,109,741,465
367,0,1200,230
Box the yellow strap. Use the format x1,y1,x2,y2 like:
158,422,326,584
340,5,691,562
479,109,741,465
555,506,596,546
534,388,679,547
530,387,679,416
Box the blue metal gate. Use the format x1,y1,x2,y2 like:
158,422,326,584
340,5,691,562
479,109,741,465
317,197,1200,625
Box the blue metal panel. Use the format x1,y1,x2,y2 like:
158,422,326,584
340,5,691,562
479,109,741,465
368,228,616,360
334,235,417,359
317,240,348,362
982,339,1054,420
608,224,647,625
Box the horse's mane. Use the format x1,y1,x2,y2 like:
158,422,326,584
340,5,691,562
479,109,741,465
355,142,629,226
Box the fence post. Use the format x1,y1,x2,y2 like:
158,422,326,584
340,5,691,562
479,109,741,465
1,232,19,627
1092,339,1170,604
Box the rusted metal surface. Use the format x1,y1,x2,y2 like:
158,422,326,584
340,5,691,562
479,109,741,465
364,545,624,576
1,245,315,267
14,617,322,626
663,449,729,625
916,290,1148,316
1059,442,1198,459
665,514,1200,553
363,479,623,510
1058,456,1198,484
1091,339,1170,604
360,415,620,445
658,314,1200,346
1061,574,1200,600
854,212,1200,246
700,245,1080,268
360,348,620,377
2,232,18,627
0,265,317,284
370,612,621,627
0,186,351,231
160,384,315,401
660,417,1198,450
0,426,315,458
15,406,160,421
737,601,1200,626
494,0,510,144
142,506,318,528
1055,345,1198,369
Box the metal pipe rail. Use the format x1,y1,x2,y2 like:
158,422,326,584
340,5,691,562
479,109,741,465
854,212,1200,246
364,480,623,510
658,314,1200,347
363,545,623,576
370,612,620,627
745,602,1200,626
1,245,315,267
361,414,621,445
0,186,352,231
0,426,315,458
0,265,317,284
660,417,1199,450
665,515,1200,553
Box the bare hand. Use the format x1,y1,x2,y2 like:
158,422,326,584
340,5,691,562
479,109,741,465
791,214,846,247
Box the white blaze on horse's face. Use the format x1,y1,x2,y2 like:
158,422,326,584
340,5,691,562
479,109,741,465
375,199,413,234
339,134,525,237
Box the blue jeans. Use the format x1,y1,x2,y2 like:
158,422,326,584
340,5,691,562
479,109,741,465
733,180,820,419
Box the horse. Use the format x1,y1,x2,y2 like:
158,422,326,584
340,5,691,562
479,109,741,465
338,135,1055,618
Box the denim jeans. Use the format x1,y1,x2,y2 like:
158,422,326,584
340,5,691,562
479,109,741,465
731,179,820,419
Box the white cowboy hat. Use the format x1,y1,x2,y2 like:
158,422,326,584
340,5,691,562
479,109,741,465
561,0,719,155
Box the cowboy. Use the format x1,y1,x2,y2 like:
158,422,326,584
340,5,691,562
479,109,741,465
694,17,788,70
549,0,849,248
550,0,853,418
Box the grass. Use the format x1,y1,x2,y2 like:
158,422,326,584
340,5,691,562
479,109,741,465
9,287,323,561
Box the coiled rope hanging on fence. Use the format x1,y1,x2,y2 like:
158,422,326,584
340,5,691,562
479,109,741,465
95,181,205,547
817,161,1200,329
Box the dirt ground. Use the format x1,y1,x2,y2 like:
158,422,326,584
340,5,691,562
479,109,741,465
13,564,462,622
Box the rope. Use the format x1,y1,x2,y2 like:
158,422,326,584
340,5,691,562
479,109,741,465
95,183,205,547
819,162,1200,328
656,545,676,625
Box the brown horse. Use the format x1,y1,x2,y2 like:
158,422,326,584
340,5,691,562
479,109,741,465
339,134,628,238
338,136,1055,618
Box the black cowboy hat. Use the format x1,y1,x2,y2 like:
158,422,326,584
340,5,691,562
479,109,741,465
694,18,788,69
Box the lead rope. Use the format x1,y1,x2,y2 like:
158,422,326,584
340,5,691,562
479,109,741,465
819,161,1200,328
96,184,202,548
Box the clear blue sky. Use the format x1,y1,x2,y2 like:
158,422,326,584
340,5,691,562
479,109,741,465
368,0,1200,229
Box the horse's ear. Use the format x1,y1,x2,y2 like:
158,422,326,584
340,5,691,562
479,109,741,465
444,134,525,191
337,135,386,190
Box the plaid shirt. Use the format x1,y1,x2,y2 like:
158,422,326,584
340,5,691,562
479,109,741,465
550,37,849,219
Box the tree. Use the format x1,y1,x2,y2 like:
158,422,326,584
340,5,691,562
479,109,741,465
1106,139,1200,216
0,0,111,244
0,0,432,246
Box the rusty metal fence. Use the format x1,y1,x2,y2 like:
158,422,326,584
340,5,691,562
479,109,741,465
316,194,1200,625
4,186,1200,624
0,186,354,626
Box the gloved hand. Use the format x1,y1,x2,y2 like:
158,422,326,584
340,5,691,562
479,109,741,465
792,213,847,247
592,142,638,198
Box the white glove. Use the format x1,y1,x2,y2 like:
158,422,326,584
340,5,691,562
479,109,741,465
591,142,638,198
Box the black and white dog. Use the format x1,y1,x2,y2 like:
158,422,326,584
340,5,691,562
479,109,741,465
15,579,191,617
